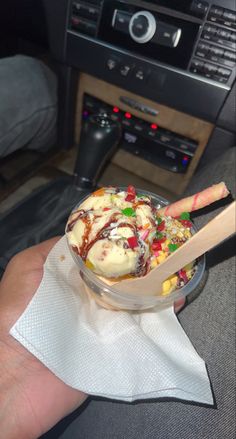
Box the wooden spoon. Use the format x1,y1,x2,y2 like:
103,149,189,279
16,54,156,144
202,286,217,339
114,201,236,296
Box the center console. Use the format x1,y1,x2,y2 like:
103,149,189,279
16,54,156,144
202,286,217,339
75,72,213,195
65,0,235,117
43,0,236,196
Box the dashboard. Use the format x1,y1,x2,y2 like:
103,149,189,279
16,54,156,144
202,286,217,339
43,0,235,196
44,0,235,125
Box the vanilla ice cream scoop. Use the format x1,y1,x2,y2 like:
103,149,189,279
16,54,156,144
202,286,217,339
66,186,195,292
66,186,157,278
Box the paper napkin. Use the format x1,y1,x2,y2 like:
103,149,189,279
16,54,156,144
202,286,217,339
10,236,213,404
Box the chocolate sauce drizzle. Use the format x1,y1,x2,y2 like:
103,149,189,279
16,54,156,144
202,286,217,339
68,193,155,277
66,210,85,232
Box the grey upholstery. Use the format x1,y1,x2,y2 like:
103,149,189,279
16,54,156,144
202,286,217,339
0,55,57,158
42,147,236,439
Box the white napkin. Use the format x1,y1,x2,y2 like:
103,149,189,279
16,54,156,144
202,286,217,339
10,236,213,404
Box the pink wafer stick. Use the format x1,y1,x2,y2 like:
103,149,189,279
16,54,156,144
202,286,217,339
158,182,230,217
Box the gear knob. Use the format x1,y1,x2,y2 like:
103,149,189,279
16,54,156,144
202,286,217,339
74,114,122,189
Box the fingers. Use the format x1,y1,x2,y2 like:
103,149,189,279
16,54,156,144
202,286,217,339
12,236,61,265
174,297,186,313
1,236,62,283
0,237,62,320
30,236,62,260
23,236,61,257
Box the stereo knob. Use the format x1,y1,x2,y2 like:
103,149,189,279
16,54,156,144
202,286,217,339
129,11,156,44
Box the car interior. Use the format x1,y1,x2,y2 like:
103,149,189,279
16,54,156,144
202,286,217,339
0,0,235,438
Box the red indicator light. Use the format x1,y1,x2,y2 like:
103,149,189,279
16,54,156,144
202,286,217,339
183,156,189,161
125,112,132,119
113,106,119,113
151,123,158,130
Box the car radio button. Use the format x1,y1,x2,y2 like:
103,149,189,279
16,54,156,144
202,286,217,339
133,67,150,82
132,16,149,38
221,59,235,68
223,50,236,66
208,45,224,62
229,32,236,43
204,24,217,35
217,67,231,77
203,62,218,77
147,129,157,138
216,28,231,40
121,118,133,128
198,42,210,52
190,59,204,73
135,69,145,80
129,11,156,44
209,45,224,57
208,6,224,24
224,50,236,61
71,17,97,35
133,122,145,133
154,22,182,48
119,64,133,77
72,2,99,21
209,6,224,18
196,42,210,58
173,138,197,154
222,10,236,24
202,26,218,41
106,57,120,71
112,10,131,34
202,32,211,41
190,1,209,17
156,131,173,145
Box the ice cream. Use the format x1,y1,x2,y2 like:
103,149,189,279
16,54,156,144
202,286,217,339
66,183,230,308
66,186,196,295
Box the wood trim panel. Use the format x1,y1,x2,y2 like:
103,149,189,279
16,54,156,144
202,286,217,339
75,73,214,196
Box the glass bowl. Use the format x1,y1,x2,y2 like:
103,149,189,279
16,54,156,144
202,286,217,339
66,189,206,311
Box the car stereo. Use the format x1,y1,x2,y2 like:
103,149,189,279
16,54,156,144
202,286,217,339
69,0,236,86
65,0,236,122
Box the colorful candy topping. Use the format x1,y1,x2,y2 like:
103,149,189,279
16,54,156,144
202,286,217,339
127,236,138,249
121,207,136,217
168,243,179,252
180,212,190,220
125,185,136,202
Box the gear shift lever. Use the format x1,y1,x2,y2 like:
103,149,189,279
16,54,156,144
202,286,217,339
73,114,121,189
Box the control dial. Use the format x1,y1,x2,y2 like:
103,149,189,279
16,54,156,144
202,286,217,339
129,11,156,44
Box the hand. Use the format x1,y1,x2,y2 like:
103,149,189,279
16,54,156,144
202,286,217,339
174,297,186,313
0,238,88,439
0,237,185,439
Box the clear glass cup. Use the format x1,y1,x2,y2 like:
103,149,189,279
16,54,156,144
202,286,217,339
66,189,206,311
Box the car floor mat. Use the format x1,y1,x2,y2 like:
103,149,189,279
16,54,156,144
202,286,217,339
0,177,90,276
